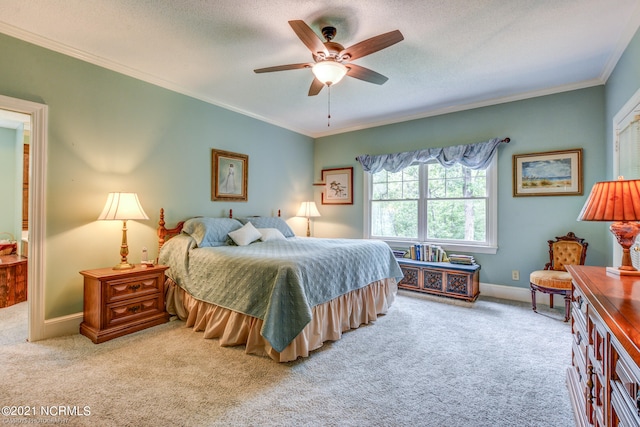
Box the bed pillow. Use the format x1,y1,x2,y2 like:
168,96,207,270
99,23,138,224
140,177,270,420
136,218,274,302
228,222,262,246
182,217,243,247
258,228,286,242
240,217,295,238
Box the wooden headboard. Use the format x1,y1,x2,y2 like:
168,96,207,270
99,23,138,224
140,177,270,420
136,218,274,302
157,208,281,255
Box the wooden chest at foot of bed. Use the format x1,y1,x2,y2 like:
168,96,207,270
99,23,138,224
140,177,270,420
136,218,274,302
79,265,170,343
0,255,27,308
397,259,480,301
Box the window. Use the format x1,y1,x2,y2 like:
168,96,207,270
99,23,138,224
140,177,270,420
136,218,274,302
366,159,497,254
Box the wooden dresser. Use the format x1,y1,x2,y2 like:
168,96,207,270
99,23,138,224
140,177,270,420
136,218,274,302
79,264,169,343
397,259,480,301
566,265,640,427
0,255,27,308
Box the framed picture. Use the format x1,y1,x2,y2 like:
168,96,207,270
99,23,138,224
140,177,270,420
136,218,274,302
211,149,248,201
321,167,353,205
513,148,583,197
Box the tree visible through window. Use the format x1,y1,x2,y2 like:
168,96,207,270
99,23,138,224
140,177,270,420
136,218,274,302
369,162,493,248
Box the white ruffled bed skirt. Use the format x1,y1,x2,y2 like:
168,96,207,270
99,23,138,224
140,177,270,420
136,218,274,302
165,278,397,362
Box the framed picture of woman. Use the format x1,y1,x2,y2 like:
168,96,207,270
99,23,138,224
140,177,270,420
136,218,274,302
211,149,248,201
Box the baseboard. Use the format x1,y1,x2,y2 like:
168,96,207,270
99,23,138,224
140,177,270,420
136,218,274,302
479,282,532,304
38,312,83,341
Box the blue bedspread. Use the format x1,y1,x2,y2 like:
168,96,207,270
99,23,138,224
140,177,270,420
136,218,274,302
159,234,403,352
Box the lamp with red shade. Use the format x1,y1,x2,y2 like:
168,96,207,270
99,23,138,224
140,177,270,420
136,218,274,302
577,177,640,275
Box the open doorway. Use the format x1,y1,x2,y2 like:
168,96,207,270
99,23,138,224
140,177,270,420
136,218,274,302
0,109,29,342
0,109,28,343
0,95,47,342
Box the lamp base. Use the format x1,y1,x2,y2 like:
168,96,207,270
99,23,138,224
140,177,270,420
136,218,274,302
113,262,135,270
606,266,640,276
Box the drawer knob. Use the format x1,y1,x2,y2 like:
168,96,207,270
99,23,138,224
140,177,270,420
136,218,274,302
127,305,141,313
128,284,141,291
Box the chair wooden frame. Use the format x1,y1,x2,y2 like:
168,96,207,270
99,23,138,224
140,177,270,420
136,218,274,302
530,232,588,322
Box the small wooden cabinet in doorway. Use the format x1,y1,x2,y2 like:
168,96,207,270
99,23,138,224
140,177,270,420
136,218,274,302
0,255,28,308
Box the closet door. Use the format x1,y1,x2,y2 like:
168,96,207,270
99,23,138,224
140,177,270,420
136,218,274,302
616,105,640,268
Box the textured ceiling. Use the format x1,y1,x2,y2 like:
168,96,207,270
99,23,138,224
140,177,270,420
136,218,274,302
1,0,640,137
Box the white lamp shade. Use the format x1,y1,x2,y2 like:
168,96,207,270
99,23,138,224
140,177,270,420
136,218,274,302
98,192,149,221
296,201,321,218
312,60,348,86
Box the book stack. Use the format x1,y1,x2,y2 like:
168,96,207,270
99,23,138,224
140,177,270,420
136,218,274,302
392,250,407,259
448,254,476,265
410,243,447,262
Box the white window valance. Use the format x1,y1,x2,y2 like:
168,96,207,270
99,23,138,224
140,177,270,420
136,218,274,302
356,137,509,173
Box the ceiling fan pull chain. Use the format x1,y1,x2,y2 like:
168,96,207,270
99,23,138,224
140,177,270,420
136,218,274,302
327,84,331,127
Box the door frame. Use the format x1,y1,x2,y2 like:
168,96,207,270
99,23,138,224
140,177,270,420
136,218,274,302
0,94,47,341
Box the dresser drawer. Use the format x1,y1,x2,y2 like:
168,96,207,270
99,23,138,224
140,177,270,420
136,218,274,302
611,339,640,426
105,273,163,303
105,295,165,327
572,286,587,324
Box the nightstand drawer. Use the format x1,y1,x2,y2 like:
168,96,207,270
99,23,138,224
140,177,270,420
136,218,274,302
106,295,164,327
106,273,163,303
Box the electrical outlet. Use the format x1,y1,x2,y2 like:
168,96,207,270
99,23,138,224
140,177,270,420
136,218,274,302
511,270,520,281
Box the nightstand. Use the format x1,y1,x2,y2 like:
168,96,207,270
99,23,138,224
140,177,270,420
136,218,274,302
79,264,169,343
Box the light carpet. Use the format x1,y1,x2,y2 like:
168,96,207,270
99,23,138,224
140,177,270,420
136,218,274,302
0,293,574,426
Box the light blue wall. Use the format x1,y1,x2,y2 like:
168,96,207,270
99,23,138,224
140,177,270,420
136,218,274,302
0,33,313,318
314,87,609,288
0,127,17,235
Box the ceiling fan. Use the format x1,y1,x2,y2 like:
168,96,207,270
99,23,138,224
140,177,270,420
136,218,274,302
254,20,404,96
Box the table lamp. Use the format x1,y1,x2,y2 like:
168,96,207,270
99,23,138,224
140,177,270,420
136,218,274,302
98,192,149,270
296,201,321,237
577,177,640,275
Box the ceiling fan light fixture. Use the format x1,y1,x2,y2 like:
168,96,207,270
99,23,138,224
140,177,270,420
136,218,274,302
312,60,347,86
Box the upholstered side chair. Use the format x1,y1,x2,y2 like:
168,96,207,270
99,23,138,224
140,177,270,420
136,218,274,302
529,232,588,322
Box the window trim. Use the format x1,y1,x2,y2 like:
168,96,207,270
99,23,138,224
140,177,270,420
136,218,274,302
363,157,498,255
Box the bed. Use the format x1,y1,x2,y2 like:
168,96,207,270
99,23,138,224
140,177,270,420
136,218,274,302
157,208,403,362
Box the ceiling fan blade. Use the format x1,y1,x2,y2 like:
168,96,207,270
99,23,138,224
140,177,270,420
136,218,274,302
308,78,324,96
254,63,311,73
340,30,404,61
346,64,389,85
289,20,328,56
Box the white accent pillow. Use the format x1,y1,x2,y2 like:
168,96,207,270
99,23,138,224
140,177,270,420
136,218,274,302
258,228,286,242
228,222,262,246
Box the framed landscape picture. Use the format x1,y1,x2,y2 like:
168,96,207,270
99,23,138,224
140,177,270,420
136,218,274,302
211,149,248,201
321,167,353,205
512,148,583,197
